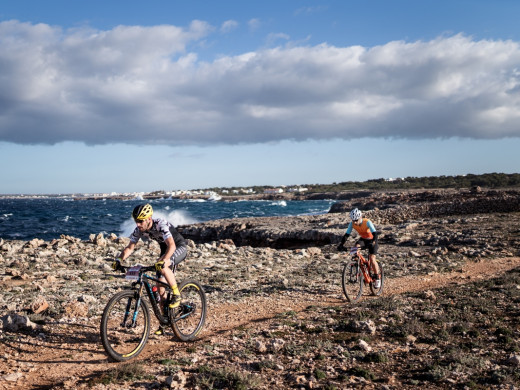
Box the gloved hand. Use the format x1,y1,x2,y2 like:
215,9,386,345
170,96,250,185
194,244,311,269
111,259,122,271
337,233,349,251
155,260,165,272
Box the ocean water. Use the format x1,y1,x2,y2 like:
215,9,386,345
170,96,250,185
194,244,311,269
0,197,335,241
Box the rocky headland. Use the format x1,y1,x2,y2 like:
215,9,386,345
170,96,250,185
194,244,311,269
0,187,519,389
178,188,520,252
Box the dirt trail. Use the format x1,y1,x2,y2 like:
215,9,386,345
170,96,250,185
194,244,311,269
2,256,520,390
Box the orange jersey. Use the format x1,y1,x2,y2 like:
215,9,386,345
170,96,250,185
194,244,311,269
347,218,376,239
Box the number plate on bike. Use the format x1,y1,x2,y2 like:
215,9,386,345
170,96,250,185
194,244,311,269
350,247,358,255
125,265,142,280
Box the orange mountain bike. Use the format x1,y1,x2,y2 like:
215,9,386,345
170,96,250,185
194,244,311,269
341,246,384,303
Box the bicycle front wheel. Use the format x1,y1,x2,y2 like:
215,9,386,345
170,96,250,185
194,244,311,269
369,262,385,296
170,279,207,341
100,290,151,362
342,261,363,303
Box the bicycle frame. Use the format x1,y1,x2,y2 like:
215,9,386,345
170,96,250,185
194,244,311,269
121,264,194,327
123,265,171,326
350,247,374,285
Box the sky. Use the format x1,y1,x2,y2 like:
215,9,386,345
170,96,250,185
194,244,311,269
1,0,519,195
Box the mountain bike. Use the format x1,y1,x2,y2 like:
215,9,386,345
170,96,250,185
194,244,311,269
341,246,384,303
100,262,207,362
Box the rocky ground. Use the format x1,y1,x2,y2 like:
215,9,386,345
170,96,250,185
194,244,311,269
0,188,519,389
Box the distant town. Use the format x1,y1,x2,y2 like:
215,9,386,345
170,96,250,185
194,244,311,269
1,172,518,199
75,185,311,201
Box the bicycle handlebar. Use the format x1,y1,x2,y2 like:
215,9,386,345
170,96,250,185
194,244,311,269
107,259,156,274
121,264,156,272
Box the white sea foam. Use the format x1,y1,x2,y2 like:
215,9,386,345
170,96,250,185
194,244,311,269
270,200,287,207
120,219,137,237
119,209,198,238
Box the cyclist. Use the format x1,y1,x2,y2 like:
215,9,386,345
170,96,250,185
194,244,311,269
337,208,381,288
113,203,188,334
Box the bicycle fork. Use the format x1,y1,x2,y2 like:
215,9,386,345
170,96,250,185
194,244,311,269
121,296,141,328
349,257,361,283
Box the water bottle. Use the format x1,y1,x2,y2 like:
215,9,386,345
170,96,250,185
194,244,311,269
152,286,161,303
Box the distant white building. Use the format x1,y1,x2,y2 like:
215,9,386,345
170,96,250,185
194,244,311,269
264,188,284,194
288,187,308,193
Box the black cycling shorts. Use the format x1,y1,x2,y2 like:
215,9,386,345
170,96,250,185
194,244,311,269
356,239,378,255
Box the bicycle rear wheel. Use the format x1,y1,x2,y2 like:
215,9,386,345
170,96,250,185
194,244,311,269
100,290,151,362
342,260,363,303
170,279,207,341
369,263,385,296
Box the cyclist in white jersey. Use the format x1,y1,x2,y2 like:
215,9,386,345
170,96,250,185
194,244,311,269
113,204,187,334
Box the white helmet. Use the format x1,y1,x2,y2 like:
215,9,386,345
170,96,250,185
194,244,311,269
350,208,362,221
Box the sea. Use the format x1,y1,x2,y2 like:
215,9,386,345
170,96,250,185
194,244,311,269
0,197,336,242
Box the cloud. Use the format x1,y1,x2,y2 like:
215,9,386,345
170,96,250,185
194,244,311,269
294,6,328,16
265,32,290,47
1,20,519,146
248,18,261,32
220,20,238,33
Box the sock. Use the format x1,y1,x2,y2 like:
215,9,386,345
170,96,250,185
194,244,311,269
171,285,180,296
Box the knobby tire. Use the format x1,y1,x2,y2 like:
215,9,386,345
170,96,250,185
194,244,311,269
369,263,385,296
170,279,207,341
100,290,151,362
342,260,363,303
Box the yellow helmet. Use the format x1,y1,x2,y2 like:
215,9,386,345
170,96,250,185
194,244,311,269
132,204,153,221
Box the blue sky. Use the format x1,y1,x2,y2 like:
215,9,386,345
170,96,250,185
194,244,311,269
1,1,519,194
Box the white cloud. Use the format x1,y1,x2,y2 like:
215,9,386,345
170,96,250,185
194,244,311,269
265,32,290,47
294,6,328,16
220,20,238,33
1,21,519,146
248,18,261,31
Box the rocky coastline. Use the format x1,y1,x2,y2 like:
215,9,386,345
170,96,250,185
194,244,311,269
1,187,519,389
177,188,520,250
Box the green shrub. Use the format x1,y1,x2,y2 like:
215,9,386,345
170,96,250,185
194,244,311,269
195,365,261,390
91,362,150,385
314,368,327,380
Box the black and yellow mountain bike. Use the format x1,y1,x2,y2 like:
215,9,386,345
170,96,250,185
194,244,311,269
100,262,206,361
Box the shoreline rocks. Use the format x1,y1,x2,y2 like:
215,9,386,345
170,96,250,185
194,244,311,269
0,187,519,390
1,187,519,328
177,188,520,249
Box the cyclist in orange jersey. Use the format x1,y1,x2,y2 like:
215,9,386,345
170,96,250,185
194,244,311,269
337,208,381,288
